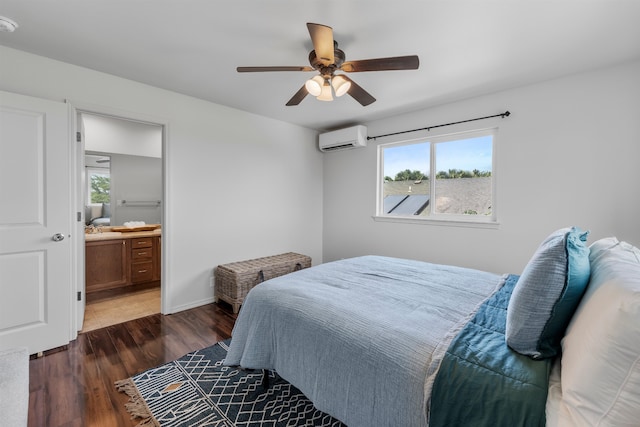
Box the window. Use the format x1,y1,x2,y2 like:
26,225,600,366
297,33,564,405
378,128,496,225
87,168,110,204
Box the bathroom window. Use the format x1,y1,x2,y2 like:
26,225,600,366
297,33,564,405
87,168,110,204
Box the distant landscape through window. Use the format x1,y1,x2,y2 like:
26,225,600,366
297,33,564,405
380,129,495,223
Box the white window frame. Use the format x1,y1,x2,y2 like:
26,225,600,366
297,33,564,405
374,127,498,228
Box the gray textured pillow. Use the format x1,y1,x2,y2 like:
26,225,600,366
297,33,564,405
506,227,590,359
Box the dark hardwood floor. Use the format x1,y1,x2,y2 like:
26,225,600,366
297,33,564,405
28,302,237,427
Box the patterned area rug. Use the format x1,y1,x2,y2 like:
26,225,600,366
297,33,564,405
115,340,345,426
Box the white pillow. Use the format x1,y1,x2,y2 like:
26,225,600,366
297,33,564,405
558,237,640,426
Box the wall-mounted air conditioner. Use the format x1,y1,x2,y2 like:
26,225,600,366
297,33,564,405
318,125,367,152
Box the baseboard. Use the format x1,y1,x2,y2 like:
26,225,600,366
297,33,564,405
166,296,216,314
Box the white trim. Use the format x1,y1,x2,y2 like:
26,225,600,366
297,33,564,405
167,297,216,315
67,101,80,340
67,100,171,326
372,215,500,229
66,101,170,128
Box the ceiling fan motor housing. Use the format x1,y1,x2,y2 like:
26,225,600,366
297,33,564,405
309,44,346,77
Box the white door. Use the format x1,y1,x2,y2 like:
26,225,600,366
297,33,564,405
0,90,71,355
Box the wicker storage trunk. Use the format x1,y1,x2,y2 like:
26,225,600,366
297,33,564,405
214,252,311,313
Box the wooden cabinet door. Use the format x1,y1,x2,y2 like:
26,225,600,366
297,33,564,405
86,239,128,292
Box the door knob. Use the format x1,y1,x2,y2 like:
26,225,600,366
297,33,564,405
52,233,65,242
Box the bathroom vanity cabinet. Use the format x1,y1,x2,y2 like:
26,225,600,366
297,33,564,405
85,232,160,293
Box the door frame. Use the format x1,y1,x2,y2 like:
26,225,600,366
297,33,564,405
69,102,169,335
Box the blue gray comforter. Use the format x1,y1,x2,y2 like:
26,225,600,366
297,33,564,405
224,256,503,427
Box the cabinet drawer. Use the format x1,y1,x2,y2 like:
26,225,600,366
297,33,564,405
131,261,153,283
132,247,153,261
131,237,153,249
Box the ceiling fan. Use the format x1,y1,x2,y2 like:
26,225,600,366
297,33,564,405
237,23,419,107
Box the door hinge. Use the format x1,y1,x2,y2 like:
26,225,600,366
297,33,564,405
77,291,82,301
77,211,82,222
76,131,82,142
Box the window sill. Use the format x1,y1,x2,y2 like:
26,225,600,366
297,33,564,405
372,215,500,229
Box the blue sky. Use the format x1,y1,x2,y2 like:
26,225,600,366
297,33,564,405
383,135,493,178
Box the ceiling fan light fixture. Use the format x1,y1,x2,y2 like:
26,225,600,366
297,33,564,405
305,75,324,96
317,80,333,101
331,75,351,97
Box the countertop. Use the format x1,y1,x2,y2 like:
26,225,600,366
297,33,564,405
85,225,161,242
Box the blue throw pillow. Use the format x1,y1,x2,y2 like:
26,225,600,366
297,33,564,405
506,227,591,359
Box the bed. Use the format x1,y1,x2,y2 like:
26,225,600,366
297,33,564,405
225,229,640,426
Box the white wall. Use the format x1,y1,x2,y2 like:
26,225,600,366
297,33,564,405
0,46,323,314
83,113,162,158
109,153,163,225
323,60,640,275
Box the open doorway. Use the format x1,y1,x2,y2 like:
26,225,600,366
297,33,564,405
78,112,164,332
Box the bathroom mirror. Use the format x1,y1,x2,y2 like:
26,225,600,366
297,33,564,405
82,113,162,226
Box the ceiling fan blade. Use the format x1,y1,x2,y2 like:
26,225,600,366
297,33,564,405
342,76,376,106
307,23,335,65
237,66,314,72
340,55,419,72
286,85,309,106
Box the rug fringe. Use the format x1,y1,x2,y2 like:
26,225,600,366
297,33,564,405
115,379,160,427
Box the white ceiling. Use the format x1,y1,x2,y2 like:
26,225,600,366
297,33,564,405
1,1,639,131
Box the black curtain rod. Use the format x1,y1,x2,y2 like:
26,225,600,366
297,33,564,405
367,110,511,141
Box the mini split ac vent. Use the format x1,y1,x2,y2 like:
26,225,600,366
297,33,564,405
318,125,367,152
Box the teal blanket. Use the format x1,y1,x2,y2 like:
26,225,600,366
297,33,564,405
430,274,551,427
